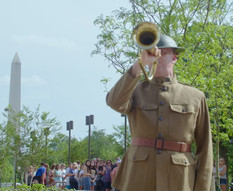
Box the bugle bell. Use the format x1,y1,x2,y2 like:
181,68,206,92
132,22,161,81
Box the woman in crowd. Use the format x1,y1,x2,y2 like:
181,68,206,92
61,164,66,180
48,164,56,186
27,166,34,186
69,162,79,190
82,160,92,190
78,163,85,190
60,163,66,188
219,157,227,191
77,161,81,171
95,160,104,191
54,164,62,188
90,160,97,191
103,160,112,191
44,163,49,186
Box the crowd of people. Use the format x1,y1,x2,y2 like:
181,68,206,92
26,157,121,191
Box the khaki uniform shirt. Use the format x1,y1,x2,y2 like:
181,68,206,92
106,69,213,191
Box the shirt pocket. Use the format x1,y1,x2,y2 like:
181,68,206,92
169,104,196,140
171,153,196,166
132,103,158,130
126,148,150,189
169,153,196,191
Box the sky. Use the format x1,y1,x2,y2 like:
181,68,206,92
0,0,132,139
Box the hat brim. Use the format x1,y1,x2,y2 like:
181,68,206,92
158,46,185,53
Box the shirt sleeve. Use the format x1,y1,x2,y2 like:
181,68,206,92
106,67,140,114
41,167,46,174
194,95,213,191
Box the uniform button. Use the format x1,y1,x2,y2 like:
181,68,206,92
159,101,164,105
165,78,171,82
159,116,163,121
160,87,167,91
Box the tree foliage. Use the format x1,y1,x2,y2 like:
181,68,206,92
48,127,125,164
112,124,131,150
0,105,61,183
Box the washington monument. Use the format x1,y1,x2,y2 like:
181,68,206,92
9,52,21,112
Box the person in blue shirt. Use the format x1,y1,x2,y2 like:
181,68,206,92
69,162,79,190
33,163,46,185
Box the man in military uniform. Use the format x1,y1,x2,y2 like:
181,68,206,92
106,34,213,191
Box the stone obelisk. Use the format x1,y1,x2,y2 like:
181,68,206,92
8,52,21,189
9,52,21,112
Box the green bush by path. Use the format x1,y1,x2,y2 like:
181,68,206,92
0,184,73,191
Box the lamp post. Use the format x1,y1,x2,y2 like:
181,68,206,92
66,121,73,163
86,115,94,159
121,114,127,152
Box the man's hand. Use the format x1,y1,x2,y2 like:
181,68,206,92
131,46,161,77
140,46,161,66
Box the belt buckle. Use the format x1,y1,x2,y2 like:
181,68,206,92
155,136,164,154
178,142,187,152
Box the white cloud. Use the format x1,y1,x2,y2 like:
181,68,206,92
0,75,10,85
0,75,46,86
11,34,80,51
22,75,47,86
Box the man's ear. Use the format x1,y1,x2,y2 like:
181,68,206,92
172,54,178,64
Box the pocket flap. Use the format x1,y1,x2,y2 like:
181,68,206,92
171,154,196,166
134,104,158,111
170,104,194,114
129,150,149,162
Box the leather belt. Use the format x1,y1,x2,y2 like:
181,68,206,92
131,137,191,153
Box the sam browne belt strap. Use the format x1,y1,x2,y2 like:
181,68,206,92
131,137,191,153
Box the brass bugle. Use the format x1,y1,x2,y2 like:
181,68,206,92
132,22,161,81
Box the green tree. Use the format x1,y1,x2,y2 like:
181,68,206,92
0,105,61,183
47,128,125,164
48,133,88,164
0,123,14,184
80,128,124,161
18,106,61,183
112,125,131,151
47,133,69,164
